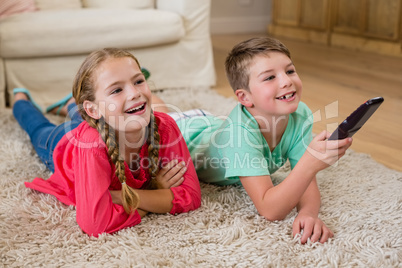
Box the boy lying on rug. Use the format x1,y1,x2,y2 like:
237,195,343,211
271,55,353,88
170,37,353,244
13,48,201,237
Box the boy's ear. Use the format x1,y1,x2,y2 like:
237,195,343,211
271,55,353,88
83,100,101,120
235,89,253,108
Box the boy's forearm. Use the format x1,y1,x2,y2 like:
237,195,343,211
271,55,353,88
269,154,319,210
296,177,321,216
250,154,321,220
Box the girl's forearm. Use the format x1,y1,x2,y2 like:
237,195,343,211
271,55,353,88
110,189,174,213
137,208,148,217
135,189,174,213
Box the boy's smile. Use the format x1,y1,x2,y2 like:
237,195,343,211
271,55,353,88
276,91,296,101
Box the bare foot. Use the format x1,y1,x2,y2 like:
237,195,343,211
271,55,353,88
48,97,75,116
151,94,169,113
14,92,29,102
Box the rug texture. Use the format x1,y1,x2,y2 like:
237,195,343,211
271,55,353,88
1,88,401,267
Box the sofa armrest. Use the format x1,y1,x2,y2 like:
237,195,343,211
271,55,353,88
156,0,211,35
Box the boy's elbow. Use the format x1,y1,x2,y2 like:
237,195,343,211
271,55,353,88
263,214,287,222
257,208,287,221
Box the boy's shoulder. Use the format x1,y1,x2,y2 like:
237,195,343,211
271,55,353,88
225,103,257,128
292,102,313,127
294,101,312,117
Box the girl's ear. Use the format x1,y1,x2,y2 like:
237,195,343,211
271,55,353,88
83,100,101,120
235,89,253,108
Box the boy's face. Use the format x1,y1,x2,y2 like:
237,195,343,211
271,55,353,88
238,52,302,117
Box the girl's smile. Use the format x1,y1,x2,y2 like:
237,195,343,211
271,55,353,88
125,102,146,114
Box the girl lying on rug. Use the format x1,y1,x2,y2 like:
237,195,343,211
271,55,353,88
13,48,201,237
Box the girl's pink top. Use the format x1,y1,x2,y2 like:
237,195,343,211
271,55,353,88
25,112,201,237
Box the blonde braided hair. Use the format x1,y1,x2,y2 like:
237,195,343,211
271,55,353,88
146,111,160,189
72,48,160,213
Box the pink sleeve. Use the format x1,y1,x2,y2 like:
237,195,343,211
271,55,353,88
74,148,141,237
158,117,201,214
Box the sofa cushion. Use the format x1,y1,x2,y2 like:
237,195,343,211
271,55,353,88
0,8,184,58
0,0,36,19
82,0,154,9
34,0,82,10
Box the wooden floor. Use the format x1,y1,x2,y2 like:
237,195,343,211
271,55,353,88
211,33,402,172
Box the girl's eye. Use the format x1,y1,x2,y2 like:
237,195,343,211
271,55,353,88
111,88,122,94
265,75,275,81
286,69,295,75
134,79,145,85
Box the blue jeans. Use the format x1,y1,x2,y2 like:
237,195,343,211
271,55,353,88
13,100,83,172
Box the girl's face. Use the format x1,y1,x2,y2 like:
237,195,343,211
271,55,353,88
241,52,302,118
86,57,152,135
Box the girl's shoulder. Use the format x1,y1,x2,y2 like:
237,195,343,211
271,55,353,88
61,121,106,150
154,111,179,131
153,111,183,142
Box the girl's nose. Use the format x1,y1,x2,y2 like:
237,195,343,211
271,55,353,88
128,85,141,99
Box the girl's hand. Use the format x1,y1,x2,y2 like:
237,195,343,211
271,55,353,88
110,190,123,205
305,130,353,172
155,159,187,189
292,212,334,244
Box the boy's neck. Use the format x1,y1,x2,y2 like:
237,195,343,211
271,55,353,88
248,108,289,152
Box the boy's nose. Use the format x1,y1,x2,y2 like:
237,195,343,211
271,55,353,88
279,74,293,88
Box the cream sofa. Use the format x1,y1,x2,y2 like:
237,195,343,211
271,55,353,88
0,0,215,108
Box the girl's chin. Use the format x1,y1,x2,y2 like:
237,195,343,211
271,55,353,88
111,118,150,132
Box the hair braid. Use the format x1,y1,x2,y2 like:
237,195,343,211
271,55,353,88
146,111,160,189
95,118,140,214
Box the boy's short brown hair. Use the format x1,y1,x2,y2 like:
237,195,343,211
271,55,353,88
224,37,291,92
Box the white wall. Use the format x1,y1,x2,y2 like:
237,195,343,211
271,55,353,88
210,0,272,34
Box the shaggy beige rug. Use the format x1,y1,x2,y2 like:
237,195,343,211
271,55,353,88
1,88,401,267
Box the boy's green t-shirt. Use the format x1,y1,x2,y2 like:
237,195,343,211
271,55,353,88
175,102,313,185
